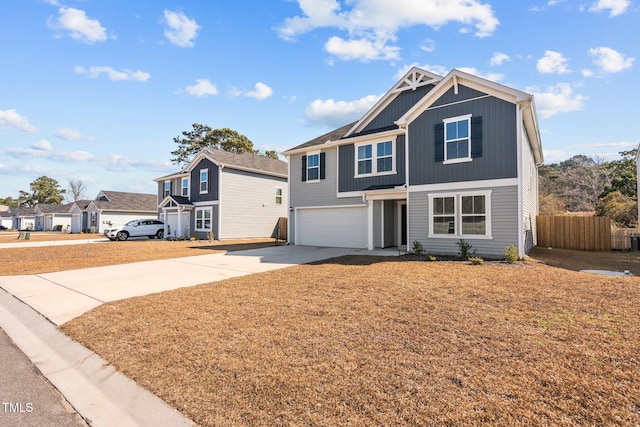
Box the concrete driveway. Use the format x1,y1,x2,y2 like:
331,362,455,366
0,245,370,325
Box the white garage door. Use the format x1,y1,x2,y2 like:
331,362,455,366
297,206,367,248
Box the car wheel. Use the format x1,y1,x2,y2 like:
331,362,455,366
156,229,164,239
116,231,129,241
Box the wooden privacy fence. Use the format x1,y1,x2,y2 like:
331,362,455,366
536,215,611,251
275,217,288,241
611,228,640,250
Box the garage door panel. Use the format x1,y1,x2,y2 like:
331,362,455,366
297,207,367,248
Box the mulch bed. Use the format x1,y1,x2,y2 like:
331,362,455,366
61,258,640,426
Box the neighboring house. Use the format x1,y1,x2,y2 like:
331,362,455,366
155,147,288,240
12,207,36,230
33,202,74,231
0,207,13,229
86,191,157,233
69,199,92,233
283,67,543,258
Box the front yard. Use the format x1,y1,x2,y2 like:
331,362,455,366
60,255,640,426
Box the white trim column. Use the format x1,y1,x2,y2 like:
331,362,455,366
367,199,374,250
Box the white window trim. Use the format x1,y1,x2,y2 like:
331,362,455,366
163,180,171,197
199,168,209,194
195,206,213,232
181,177,189,197
305,150,321,183
443,114,472,165
428,190,492,239
354,137,397,178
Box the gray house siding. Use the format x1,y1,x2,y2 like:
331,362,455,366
362,85,434,133
289,148,364,243
338,136,406,192
522,127,538,252
190,158,219,202
383,200,395,247
409,90,518,185
219,168,288,239
431,85,489,108
408,185,519,258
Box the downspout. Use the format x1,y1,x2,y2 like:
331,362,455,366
516,104,525,257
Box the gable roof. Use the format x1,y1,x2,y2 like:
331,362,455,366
34,202,74,215
283,67,543,164
90,191,157,212
187,148,288,178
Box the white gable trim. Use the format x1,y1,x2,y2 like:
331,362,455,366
345,67,442,137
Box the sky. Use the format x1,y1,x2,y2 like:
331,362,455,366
1,0,638,201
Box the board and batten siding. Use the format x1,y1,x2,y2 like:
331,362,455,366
408,90,518,186
362,85,434,133
289,148,364,243
408,185,519,258
521,126,539,252
219,168,288,239
189,158,219,203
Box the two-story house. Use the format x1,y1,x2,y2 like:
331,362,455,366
155,147,288,240
283,67,543,258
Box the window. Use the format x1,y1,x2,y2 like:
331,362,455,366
444,115,471,163
199,169,208,193
90,212,96,227
429,192,491,238
307,153,319,181
164,181,171,197
195,207,212,231
275,187,283,204
355,140,395,177
357,144,372,174
181,178,189,197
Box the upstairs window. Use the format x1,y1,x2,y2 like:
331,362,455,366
355,139,395,177
307,153,320,181
181,178,189,197
199,169,208,193
163,181,170,197
275,187,283,204
444,115,471,162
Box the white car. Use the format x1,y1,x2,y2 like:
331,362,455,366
104,219,165,241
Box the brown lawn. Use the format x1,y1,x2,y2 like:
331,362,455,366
529,247,640,275
0,238,279,275
0,231,103,243
61,256,640,426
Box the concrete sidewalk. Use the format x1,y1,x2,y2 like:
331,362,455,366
0,245,392,426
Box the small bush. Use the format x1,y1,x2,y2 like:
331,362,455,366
504,246,519,263
412,240,425,255
425,254,436,262
457,239,476,260
468,257,484,265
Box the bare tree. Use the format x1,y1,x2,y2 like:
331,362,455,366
68,179,87,202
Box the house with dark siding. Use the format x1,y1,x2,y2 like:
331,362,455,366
283,67,543,258
154,147,288,240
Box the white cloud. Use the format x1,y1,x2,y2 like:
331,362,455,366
31,140,52,151
588,47,635,73
325,36,400,61
457,67,504,82
48,7,107,44
0,109,37,134
529,83,587,118
395,63,448,80
56,127,91,141
489,52,510,66
74,66,151,82
163,10,200,47
420,39,436,53
537,50,571,74
278,0,499,62
229,82,273,100
304,94,381,128
184,79,219,97
588,0,630,17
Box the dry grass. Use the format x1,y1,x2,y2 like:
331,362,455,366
529,247,640,275
0,231,102,243
0,238,278,275
62,257,640,426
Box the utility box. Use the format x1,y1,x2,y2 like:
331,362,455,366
631,236,640,252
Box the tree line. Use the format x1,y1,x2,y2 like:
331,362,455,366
539,148,637,227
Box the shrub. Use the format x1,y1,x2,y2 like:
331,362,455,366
468,257,484,265
457,239,476,260
504,246,519,263
425,254,437,262
412,240,425,255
